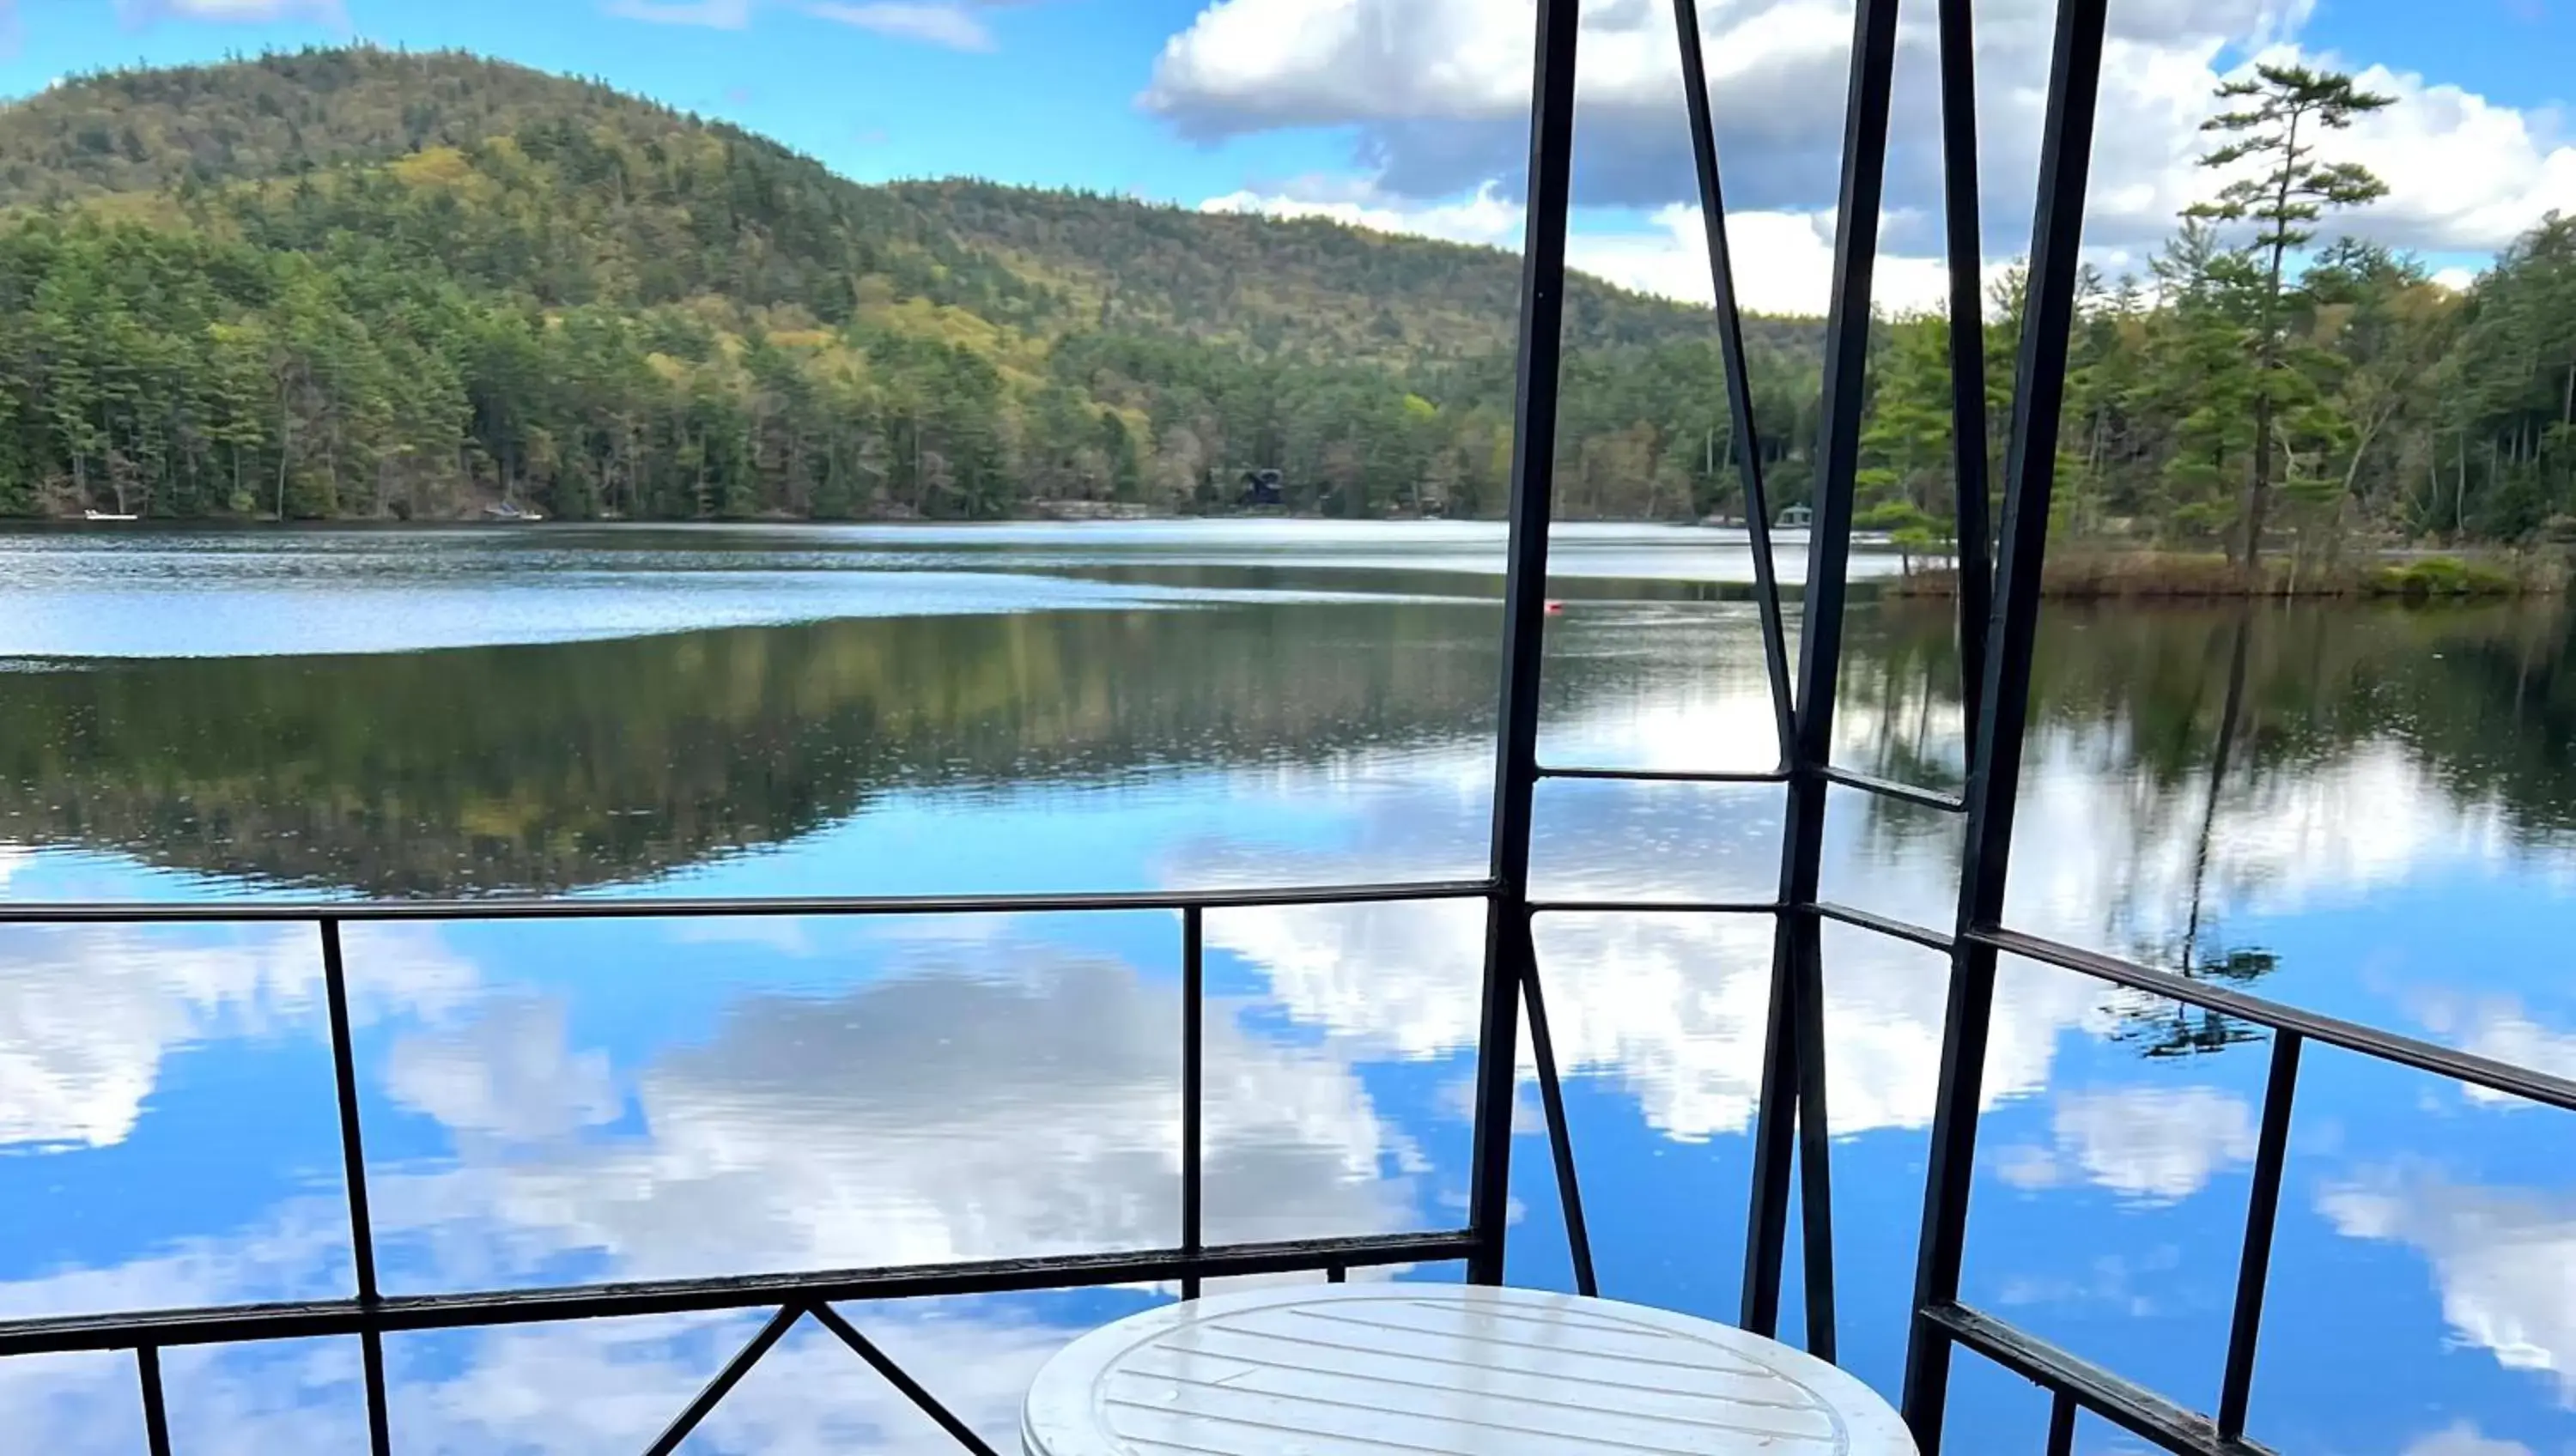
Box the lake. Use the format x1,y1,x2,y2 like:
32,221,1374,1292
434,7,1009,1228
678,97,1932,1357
0,521,2569,1455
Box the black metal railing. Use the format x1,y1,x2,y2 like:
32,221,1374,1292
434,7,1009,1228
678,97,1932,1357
8,0,2568,1451
0,883,1494,1456
1650,0,2576,1447
1901,926,2576,1454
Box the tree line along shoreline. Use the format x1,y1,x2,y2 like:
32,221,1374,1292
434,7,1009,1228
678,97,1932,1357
0,50,2570,597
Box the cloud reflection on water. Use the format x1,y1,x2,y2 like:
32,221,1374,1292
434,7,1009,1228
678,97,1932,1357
1990,1086,2257,1204
367,943,1422,1288
0,924,474,1151
2323,1166,2576,1406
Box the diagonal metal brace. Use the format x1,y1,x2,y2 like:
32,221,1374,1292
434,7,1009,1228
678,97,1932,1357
810,1301,1005,1456
642,1304,805,1456
1521,936,1597,1297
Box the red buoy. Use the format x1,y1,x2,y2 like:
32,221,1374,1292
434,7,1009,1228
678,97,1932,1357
1544,599,1566,615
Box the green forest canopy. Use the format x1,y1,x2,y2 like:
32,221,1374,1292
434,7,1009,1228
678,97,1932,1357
0,46,2570,545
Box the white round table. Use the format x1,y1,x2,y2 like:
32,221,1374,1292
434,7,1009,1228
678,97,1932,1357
1022,1283,1917,1456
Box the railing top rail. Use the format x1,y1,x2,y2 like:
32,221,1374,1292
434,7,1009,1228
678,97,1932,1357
1535,765,1789,785
1923,1302,2278,1456
1978,925,2576,1113
1792,908,2576,1113
0,1231,1479,1356
1815,764,1965,813
0,877,1498,925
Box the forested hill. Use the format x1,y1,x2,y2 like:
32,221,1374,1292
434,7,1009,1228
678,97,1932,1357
0,47,1824,525
886,179,1814,363
0,48,657,203
0,48,1733,366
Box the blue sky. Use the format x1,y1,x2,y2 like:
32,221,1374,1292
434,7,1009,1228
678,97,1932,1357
0,1,2568,312
0,1,1331,197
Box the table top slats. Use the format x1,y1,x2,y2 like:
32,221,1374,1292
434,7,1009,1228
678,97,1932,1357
1188,1307,1778,1390
1022,1285,1917,1456
1147,1324,1823,1413
1106,1367,1841,1452
1280,1303,1762,1372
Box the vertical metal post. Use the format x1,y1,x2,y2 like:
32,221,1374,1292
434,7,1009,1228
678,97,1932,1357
137,1345,173,1456
320,918,392,1456
1935,0,1996,748
1467,0,1581,1289
1740,0,1902,1356
360,1332,392,1456
2219,1030,2301,1441
2044,1391,2078,1456
1180,907,1206,1301
1672,0,1795,767
1900,0,2111,1446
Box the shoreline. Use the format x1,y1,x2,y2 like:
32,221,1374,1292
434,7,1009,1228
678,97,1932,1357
15,518,2567,603
1881,549,2566,601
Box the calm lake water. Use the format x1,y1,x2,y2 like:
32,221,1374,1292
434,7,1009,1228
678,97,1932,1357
0,521,2569,1455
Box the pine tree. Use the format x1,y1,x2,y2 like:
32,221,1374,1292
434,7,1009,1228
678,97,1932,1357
2188,64,2394,572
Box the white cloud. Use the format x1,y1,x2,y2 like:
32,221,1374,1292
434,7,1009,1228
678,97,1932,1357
2321,1167,2576,1404
2326,57,2576,254
1200,184,1986,314
2002,737,2514,944
1200,181,1524,250
2411,992,2576,1109
0,925,475,1151
1180,695,2115,1141
382,995,626,1144
361,943,1419,1283
2003,1085,2258,1202
1152,0,2576,294
1147,0,2285,234
1211,895,2111,1143
1567,203,1993,317
1188,654,2532,1147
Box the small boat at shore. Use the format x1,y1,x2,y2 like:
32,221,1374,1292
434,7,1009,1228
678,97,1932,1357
83,510,138,522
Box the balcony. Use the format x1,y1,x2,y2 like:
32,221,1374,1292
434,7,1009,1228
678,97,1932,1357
3,1,2565,1454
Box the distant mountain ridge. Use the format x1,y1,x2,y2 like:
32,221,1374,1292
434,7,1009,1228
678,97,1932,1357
0,46,1821,522
0,49,1767,357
